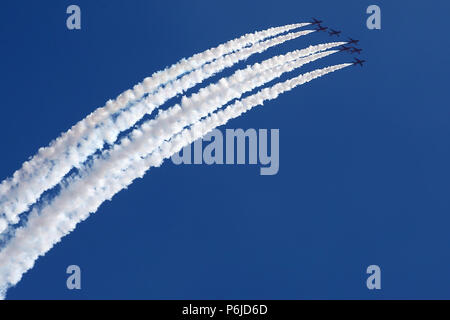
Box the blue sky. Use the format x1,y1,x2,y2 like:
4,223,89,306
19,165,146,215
1,0,450,299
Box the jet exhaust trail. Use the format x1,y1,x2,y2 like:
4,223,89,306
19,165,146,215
0,24,313,233
0,41,342,239
0,62,350,299
0,20,356,298
69,46,344,198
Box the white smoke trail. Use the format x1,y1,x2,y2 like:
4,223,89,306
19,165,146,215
0,25,313,232
0,42,340,239
76,46,344,193
35,46,344,227
0,63,350,300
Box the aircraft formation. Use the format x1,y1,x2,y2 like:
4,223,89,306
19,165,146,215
311,18,366,67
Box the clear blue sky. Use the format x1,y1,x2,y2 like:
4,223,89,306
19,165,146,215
1,0,450,299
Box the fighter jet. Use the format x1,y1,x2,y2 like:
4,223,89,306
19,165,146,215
350,47,362,54
315,24,328,32
353,58,366,67
328,29,342,37
348,38,360,45
311,18,323,25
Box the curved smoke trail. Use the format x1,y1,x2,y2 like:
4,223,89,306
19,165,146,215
0,22,354,298
0,63,350,299
0,24,312,233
